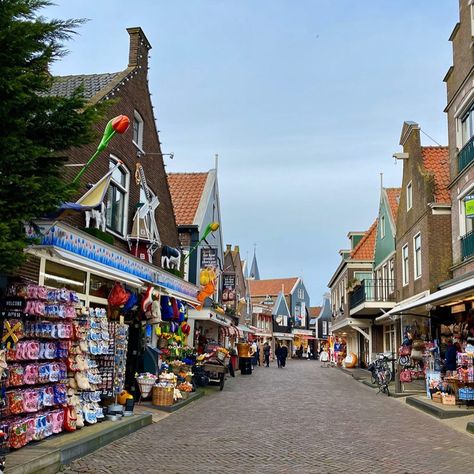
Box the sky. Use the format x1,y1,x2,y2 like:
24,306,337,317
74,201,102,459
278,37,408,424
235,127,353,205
43,0,458,306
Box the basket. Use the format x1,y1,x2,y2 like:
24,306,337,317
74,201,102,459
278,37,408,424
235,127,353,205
237,343,250,358
152,386,174,406
137,379,155,398
442,395,456,406
432,392,442,403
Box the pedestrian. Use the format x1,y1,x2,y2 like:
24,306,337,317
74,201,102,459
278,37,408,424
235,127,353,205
250,340,258,367
275,343,282,368
263,342,271,367
307,346,312,360
280,344,288,368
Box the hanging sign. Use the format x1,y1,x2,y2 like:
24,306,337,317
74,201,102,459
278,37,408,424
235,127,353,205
200,247,218,269
222,274,236,303
465,195,474,219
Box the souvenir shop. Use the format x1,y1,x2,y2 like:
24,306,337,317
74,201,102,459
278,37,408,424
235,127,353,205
292,329,316,358
0,222,199,452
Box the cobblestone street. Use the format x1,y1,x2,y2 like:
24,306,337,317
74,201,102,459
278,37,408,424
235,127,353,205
66,361,474,474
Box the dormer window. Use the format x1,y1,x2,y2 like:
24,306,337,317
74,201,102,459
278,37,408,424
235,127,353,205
380,215,385,239
132,110,144,150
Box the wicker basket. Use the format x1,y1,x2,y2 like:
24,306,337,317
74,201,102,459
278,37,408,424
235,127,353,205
137,379,155,399
152,386,174,406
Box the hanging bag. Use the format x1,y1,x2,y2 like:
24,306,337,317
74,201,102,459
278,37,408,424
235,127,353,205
400,370,412,383
108,282,129,307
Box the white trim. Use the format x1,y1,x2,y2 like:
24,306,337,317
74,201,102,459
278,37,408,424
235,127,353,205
132,110,144,150
406,181,413,211
107,155,130,237
413,232,422,280
402,243,409,286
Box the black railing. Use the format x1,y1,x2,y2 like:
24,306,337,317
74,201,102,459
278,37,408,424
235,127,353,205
458,135,474,173
461,230,474,261
349,279,396,309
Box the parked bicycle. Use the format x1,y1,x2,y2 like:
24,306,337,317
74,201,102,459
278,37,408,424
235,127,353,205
367,353,394,396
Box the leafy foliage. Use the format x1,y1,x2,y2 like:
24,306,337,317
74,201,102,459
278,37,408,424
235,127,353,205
0,0,105,273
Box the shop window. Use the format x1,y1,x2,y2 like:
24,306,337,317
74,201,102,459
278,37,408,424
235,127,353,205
43,260,86,293
402,244,409,286
89,274,115,299
407,182,413,211
414,233,422,279
132,110,144,150
106,157,129,236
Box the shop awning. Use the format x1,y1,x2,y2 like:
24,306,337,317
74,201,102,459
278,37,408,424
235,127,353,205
375,291,431,323
273,332,294,341
237,324,254,334
188,309,232,327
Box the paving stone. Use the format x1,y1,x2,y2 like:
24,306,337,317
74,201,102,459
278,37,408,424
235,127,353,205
64,361,474,473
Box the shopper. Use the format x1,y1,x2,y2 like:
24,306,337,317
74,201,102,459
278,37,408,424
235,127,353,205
280,344,288,368
307,346,312,360
444,339,458,375
275,343,282,368
263,342,271,367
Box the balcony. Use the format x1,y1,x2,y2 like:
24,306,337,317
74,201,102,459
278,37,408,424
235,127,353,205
349,279,396,316
461,230,474,261
458,135,474,173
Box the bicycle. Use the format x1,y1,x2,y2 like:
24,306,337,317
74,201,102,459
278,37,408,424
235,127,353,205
367,353,394,396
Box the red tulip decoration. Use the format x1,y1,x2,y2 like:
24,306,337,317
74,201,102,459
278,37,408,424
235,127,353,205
73,115,131,183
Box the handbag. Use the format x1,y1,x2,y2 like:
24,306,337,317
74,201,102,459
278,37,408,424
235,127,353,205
398,355,411,367
400,370,412,383
108,282,129,307
398,345,411,356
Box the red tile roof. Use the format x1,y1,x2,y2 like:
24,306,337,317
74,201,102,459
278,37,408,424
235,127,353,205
385,188,401,222
309,307,322,318
350,220,377,260
167,172,209,225
249,278,299,297
421,147,450,204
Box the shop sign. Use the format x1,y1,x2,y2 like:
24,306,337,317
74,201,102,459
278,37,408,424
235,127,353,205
200,247,218,269
451,303,466,314
465,195,474,219
222,273,236,303
35,223,198,298
214,313,230,324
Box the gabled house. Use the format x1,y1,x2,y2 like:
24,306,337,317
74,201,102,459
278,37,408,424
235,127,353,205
168,169,229,345
249,276,310,355
329,222,377,367
311,294,332,353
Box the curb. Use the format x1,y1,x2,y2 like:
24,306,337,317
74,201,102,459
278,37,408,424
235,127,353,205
405,396,474,419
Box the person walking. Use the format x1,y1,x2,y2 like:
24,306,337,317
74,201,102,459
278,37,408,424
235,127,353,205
250,340,258,367
280,344,288,368
275,343,282,368
263,342,271,367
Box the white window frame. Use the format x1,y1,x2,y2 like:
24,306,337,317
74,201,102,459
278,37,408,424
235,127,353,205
407,181,413,211
380,214,385,239
322,320,328,337
383,324,396,354
458,185,474,238
106,156,130,238
132,110,144,151
413,233,422,279
402,244,409,286
389,258,395,293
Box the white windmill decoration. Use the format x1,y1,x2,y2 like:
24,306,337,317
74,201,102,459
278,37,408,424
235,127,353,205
127,163,161,262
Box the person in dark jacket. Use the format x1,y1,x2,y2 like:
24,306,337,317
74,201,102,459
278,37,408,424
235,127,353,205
444,339,458,373
263,342,271,367
280,345,288,368
275,343,282,368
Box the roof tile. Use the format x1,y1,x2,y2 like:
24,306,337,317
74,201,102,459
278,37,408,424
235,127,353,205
309,306,322,317
421,147,450,204
48,73,120,100
350,220,377,260
249,278,299,297
385,188,401,222
167,172,209,225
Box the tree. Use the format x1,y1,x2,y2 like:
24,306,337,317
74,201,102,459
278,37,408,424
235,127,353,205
0,0,105,274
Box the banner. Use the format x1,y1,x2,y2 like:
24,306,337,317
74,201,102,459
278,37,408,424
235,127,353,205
200,247,218,269
222,274,236,303
465,195,474,219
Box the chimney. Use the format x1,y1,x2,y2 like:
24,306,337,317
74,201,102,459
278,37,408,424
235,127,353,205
126,27,152,69
226,244,232,252
234,245,240,253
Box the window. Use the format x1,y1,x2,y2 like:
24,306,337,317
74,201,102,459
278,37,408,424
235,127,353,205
460,189,474,237
402,244,409,286
389,258,395,293
298,288,304,299
132,111,144,149
106,158,129,236
407,182,413,211
380,214,385,239
43,260,86,293
384,324,396,354
414,233,422,279
460,102,474,147
322,321,328,337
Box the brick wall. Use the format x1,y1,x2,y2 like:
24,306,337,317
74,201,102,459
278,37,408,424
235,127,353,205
62,28,178,266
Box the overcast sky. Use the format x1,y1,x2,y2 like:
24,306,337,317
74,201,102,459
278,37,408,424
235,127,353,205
44,1,457,306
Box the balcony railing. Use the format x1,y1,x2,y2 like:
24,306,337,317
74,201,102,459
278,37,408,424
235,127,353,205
349,279,396,310
458,135,474,173
461,230,474,261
